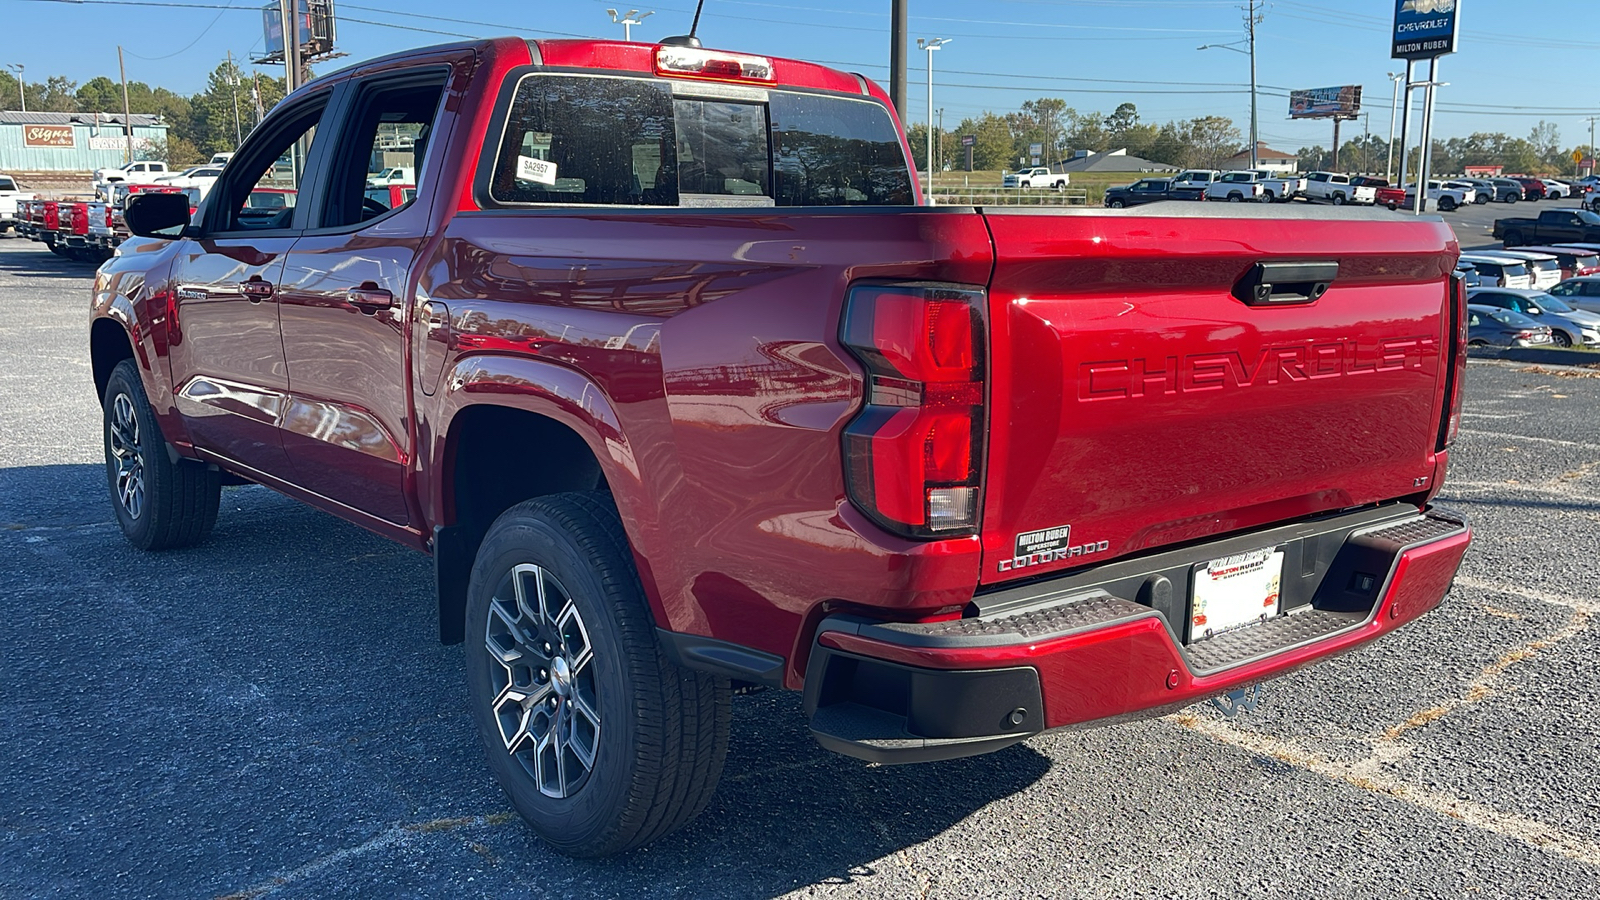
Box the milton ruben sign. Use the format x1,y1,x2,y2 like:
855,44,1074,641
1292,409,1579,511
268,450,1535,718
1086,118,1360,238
1392,0,1460,60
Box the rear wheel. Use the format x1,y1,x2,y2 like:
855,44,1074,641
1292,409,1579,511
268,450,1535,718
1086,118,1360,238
1440,196,1457,212
465,494,731,858
1331,193,1346,206
1552,330,1573,348
1504,231,1525,247
1228,192,1243,202
103,359,220,550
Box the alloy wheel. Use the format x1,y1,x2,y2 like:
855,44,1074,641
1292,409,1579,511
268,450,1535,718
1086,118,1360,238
108,393,145,520
484,562,601,798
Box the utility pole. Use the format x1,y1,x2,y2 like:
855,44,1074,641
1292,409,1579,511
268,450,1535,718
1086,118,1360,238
606,9,653,41
1362,112,1370,173
1397,60,1415,195
1386,72,1402,182
252,72,265,126
227,51,242,147
117,47,133,163
937,107,944,173
890,0,907,120
917,38,950,204
1412,58,1441,215
1247,0,1259,169
4,64,22,113
1197,0,1260,169
1590,116,1598,177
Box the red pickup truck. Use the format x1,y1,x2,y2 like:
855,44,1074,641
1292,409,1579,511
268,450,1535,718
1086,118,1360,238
94,37,1471,857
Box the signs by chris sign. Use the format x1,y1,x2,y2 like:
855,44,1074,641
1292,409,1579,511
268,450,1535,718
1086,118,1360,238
23,125,75,148
1392,0,1460,59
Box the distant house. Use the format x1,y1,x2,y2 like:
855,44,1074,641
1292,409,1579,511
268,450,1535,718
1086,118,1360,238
1222,142,1299,173
1054,148,1178,174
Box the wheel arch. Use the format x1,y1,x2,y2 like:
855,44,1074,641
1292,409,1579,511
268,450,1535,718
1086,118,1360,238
90,315,137,405
429,358,659,644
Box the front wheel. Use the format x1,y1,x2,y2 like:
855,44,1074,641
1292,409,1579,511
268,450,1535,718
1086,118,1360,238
465,494,731,858
1475,195,1489,204
1108,199,1125,208
103,359,220,550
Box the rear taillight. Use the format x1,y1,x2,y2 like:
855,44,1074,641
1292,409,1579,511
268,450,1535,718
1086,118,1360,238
1516,330,1534,339
1439,274,1467,450
840,283,986,537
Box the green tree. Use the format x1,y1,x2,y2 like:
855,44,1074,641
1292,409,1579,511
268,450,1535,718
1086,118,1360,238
1178,116,1242,168
38,75,78,112
967,112,1014,170
0,71,20,111
76,76,122,113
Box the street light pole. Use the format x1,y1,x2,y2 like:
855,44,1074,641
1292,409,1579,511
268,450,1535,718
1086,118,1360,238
5,64,24,113
917,37,950,205
1386,72,1402,182
606,9,653,41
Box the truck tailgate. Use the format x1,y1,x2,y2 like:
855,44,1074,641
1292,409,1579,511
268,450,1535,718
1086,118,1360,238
977,206,1458,586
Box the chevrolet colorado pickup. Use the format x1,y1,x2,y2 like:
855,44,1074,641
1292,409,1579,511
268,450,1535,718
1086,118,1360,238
94,36,1472,857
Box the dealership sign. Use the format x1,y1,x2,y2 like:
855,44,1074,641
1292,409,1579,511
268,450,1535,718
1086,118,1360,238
1393,0,1459,59
23,125,75,148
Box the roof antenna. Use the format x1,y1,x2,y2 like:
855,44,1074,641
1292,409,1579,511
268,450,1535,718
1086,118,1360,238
660,0,706,48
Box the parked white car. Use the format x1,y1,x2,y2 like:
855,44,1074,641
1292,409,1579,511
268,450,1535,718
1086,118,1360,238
93,160,170,197
1459,253,1534,290
1206,171,1266,202
1403,181,1469,212
208,152,234,167
1001,166,1070,190
1442,180,1481,204
1302,171,1376,205
155,165,225,198
1542,180,1571,200
1478,250,1562,290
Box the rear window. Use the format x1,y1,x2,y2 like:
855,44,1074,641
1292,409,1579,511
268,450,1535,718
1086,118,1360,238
487,74,913,208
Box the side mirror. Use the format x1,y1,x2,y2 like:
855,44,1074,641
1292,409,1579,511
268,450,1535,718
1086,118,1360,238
124,192,190,238
1526,307,1542,315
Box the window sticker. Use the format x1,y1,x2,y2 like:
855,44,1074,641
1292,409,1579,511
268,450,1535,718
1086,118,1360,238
516,155,558,186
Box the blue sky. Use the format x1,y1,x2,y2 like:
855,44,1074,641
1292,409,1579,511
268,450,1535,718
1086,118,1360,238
4,0,1596,151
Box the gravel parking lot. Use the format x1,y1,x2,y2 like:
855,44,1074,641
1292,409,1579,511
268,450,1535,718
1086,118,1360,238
2,231,1598,899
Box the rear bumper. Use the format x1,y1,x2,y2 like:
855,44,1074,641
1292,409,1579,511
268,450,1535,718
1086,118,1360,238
805,505,1469,763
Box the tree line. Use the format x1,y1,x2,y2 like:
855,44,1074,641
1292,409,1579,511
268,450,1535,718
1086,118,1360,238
1297,121,1587,177
0,63,288,167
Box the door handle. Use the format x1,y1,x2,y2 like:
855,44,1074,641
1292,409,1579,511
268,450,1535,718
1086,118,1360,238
239,278,275,302
348,285,394,315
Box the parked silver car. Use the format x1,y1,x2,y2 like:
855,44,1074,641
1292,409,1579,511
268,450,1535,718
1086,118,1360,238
1467,287,1600,347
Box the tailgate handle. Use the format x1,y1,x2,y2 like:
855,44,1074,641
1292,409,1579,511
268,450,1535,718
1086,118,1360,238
1234,261,1339,306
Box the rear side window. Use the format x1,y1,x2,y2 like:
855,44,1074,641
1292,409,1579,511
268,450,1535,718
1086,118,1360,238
488,74,913,208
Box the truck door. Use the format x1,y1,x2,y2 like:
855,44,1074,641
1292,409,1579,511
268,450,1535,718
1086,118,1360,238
167,90,335,477
274,58,465,526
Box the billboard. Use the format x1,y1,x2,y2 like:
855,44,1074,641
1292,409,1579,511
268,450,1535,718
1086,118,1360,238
1392,0,1459,59
262,2,312,56
23,125,75,148
1288,86,1362,119
261,1,335,58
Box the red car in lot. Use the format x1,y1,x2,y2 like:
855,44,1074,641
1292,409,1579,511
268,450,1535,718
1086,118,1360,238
1508,176,1548,200
95,36,1472,857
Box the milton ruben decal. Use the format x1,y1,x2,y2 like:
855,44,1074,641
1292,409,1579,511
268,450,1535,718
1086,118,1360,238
998,524,1110,572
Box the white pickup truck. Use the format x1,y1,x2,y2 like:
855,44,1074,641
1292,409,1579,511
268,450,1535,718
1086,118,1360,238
1001,166,1070,190
1205,171,1266,202
0,173,28,232
1247,169,1307,203
1302,171,1376,206
1404,180,1469,212
93,160,171,197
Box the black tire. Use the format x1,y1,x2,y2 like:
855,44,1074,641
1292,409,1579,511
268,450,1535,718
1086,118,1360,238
1475,194,1488,204
465,493,731,858
1552,330,1573,348
1439,196,1457,212
1507,195,1518,203
1227,192,1243,202
1331,193,1346,206
1504,231,1525,248
1108,199,1125,208
1468,339,1489,347
103,359,221,550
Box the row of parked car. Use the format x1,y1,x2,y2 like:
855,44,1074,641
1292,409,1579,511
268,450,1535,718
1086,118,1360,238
1455,240,1600,348
11,184,298,262
1103,169,1600,211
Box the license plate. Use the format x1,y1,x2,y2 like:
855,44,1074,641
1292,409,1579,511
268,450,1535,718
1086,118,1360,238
1190,548,1284,642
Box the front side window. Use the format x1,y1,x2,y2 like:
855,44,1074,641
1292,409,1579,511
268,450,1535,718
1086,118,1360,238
212,96,326,231
489,74,912,208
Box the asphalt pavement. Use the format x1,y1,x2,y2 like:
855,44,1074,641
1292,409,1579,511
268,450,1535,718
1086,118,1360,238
2,233,1598,899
